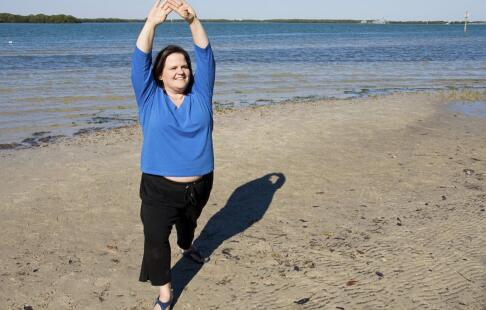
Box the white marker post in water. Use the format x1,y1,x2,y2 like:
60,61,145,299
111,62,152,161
464,11,469,33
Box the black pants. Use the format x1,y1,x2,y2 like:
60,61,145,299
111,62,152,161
139,172,213,286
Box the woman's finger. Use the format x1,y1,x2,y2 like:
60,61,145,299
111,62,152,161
167,3,179,11
166,0,177,8
168,2,184,13
162,2,172,14
161,1,170,10
168,0,183,7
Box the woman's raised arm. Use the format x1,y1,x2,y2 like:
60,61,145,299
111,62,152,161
168,0,209,48
132,1,172,108
136,0,173,53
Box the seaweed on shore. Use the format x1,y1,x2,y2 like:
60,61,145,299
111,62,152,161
73,127,104,136
22,135,66,147
446,89,486,101
0,131,67,151
0,143,22,150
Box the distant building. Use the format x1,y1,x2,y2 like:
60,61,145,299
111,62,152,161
371,19,387,24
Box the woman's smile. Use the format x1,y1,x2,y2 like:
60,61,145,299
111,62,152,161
161,53,191,93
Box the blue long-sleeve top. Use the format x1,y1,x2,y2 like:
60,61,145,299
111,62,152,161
131,44,215,177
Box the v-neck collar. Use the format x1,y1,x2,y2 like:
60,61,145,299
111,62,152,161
165,92,187,110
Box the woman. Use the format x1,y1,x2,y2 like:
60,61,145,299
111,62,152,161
131,0,215,308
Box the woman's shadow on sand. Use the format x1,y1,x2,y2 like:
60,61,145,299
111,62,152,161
171,172,286,304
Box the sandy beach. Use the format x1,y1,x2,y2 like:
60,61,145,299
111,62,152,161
1,92,485,309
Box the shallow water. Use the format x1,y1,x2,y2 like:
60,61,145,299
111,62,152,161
449,101,486,118
1,23,486,146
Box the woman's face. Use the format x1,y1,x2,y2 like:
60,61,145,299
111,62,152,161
160,53,190,93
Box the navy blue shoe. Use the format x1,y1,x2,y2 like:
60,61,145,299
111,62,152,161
154,291,173,310
182,245,209,264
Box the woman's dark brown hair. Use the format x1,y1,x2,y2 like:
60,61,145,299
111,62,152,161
152,45,194,94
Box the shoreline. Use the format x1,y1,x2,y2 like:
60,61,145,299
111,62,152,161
1,91,486,309
2,89,486,152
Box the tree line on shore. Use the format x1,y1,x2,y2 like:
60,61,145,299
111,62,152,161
1,13,80,23
0,13,482,24
0,13,141,23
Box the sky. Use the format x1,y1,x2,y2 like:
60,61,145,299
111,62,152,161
0,0,485,21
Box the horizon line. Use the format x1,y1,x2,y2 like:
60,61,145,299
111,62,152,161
0,12,484,23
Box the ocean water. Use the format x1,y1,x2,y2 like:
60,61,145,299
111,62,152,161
1,22,486,146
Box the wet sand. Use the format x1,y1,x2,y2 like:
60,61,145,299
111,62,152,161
1,92,485,309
